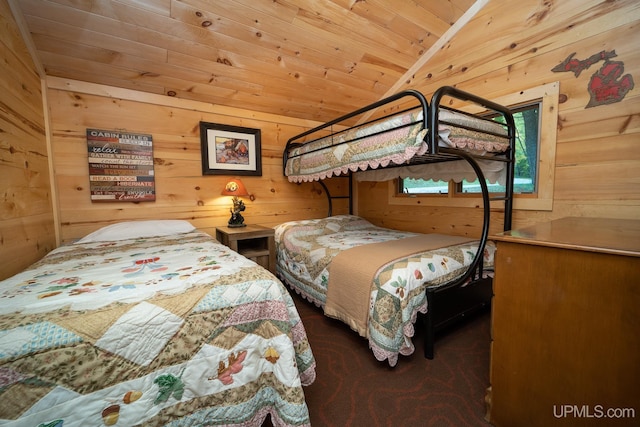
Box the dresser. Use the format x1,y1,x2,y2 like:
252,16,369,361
488,217,640,427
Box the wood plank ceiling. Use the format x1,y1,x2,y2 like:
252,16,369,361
12,0,477,122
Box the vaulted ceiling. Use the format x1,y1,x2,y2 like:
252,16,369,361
12,0,480,122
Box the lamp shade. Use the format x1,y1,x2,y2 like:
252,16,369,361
221,179,249,197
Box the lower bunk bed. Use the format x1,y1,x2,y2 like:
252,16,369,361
280,86,516,365
0,220,315,427
275,215,495,366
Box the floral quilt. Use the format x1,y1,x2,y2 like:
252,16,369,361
284,107,509,183
0,230,315,426
275,215,494,366
285,109,428,183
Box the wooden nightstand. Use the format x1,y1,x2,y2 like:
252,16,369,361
215,224,276,274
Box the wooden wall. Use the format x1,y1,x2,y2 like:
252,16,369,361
358,0,640,236
3,0,638,280
0,0,55,280
46,79,345,242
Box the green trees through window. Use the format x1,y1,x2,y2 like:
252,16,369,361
400,103,541,196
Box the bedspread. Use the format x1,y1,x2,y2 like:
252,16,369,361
285,109,428,182
275,215,494,366
284,108,509,183
0,231,315,426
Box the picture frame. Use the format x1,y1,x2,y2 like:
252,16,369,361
200,122,262,176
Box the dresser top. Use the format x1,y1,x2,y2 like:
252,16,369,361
493,217,640,257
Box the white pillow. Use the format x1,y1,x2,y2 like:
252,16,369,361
75,220,195,244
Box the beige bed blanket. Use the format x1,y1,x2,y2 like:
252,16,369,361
325,234,475,337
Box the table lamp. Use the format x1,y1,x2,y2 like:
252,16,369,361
222,179,249,227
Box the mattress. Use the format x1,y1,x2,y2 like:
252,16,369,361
284,108,510,183
274,215,494,366
0,221,315,426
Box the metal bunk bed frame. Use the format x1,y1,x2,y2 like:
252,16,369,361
284,86,516,359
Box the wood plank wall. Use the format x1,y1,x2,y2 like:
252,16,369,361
2,0,639,280
46,79,345,242
358,0,640,237
0,0,55,280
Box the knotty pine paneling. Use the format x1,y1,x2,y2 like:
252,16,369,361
46,82,344,242
356,180,508,238
4,0,639,276
17,0,457,122
0,0,55,280
359,0,640,235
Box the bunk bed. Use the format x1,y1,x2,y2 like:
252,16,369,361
278,86,515,366
0,220,315,427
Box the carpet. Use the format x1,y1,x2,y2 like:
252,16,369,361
292,291,493,427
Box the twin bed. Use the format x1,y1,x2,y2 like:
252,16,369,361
0,86,514,425
279,86,515,366
0,220,315,426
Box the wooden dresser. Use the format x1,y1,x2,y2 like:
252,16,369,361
488,217,640,427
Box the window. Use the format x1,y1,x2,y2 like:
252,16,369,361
458,102,540,195
392,82,558,211
401,177,450,194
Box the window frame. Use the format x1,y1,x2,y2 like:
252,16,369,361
389,82,558,211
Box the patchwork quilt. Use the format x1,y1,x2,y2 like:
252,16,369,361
275,215,494,366
285,109,428,183
284,108,509,183
0,229,315,426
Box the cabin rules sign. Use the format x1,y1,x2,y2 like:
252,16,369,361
86,129,156,202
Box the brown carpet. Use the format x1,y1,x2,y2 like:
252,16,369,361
292,291,493,427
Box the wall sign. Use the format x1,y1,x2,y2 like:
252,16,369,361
87,128,156,202
552,50,635,108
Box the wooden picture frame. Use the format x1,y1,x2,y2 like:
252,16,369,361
200,122,262,176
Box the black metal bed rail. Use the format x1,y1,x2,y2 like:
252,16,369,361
317,174,353,217
430,86,515,153
420,87,516,359
286,118,420,160
430,86,516,232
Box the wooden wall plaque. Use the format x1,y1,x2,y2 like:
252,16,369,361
86,129,156,202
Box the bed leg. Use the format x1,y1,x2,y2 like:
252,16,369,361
424,305,435,359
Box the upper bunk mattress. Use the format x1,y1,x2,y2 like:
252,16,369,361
285,108,510,183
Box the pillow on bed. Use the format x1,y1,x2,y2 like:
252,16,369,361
75,220,196,243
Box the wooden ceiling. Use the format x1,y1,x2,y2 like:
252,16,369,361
12,0,479,122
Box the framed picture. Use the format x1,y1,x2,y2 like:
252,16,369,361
200,122,262,176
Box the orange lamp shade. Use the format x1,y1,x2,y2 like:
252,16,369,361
221,179,249,197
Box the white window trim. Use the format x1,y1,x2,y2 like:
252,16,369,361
388,82,559,211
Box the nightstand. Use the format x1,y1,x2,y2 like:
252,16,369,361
215,224,276,274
